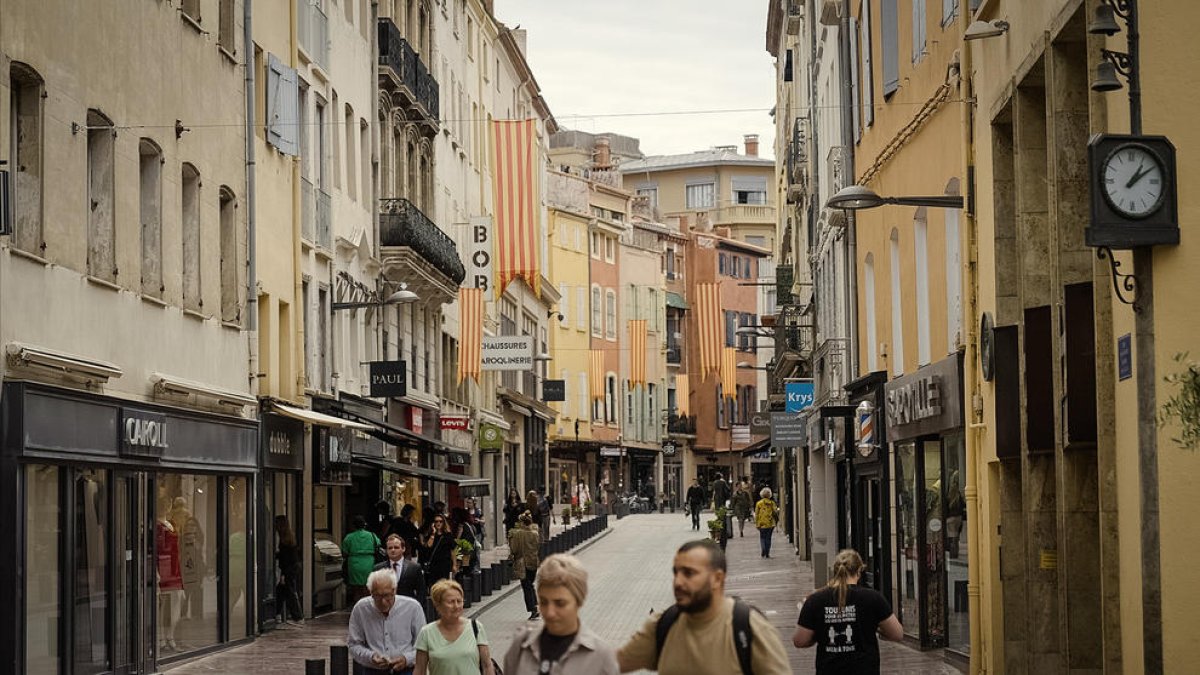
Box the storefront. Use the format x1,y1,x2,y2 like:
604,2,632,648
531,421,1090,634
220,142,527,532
0,381,258,674
256,410,304,631
660,439,682,510
845,371,891,596
884,354,966,654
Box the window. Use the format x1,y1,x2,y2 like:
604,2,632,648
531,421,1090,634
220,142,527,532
648,289,659,331
719,253,727,275
943,0,958,25
182,163,202,312
591,231,601,259
331,92,341,189
915,209,930,365
685,182,715,209
881,0,899,96
605,236,615,262
218,0,236,52
665,247,675,277
344,104,356,199
636,187,658,208
317,286,329,390
606,374,618,423
745,235,766,248
716,384,726,428
732,176,768,205
156,473,220,651
945,183,963,352
220,187,239,322
361,120,370,206
912,0,927,63
139,140,163,297
862,0,875,126
605,289,617,340
558,283,569,326
577,286,587,331
86,110,116,282
303,279,312,386
182,0,201,22
890,229,905,374
865,253,878,371
9,63,44,254
591,285,603,336
725,311,736,347
850,15,861,141
579,373,589,422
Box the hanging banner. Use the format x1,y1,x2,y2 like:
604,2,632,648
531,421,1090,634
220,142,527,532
491,119,541,296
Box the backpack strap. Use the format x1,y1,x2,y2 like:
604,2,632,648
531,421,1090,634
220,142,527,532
653,605,682,666
472,617,479,639
732,597,755,675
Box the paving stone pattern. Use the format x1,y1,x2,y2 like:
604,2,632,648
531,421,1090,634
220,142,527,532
168,512,960,674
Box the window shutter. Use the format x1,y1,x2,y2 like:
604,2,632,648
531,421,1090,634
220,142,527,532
881,0,899,96
267,53,300,156
862,0,874,126
577,286,586,330
912,0,927,63
559,283,569,325
850,16,861,142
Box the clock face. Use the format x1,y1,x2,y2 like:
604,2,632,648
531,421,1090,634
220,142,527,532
1102,143,1167,219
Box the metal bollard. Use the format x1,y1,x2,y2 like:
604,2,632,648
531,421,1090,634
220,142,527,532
471,571,482,603
481,566,494,595
305,658,326,675
330,645,349,675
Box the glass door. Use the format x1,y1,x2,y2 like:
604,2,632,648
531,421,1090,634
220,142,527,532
113,471,153,674
73,468,109,675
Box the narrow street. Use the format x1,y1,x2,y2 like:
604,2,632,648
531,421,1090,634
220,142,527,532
169,513,957,674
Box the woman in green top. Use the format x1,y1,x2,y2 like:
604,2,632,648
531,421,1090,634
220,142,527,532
341,515,380,604
414,579,496,675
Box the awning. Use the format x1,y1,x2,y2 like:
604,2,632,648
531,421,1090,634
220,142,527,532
353,455,490,488
739,437,772,457
336,410,470,457
269,403,375,430
666,291,689,310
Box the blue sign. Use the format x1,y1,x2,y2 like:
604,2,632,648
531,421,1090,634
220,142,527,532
785,381,814,413
1118,334,1132,381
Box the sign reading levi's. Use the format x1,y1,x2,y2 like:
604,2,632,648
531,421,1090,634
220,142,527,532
440,416,469,431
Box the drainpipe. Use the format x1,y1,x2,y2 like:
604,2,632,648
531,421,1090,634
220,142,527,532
958,5,985,672
839,0,859,385
244,0,258,396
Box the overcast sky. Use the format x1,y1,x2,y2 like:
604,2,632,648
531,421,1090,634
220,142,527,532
494,1,777,159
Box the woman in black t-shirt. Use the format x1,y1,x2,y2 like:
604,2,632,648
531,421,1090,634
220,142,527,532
794,549,904,675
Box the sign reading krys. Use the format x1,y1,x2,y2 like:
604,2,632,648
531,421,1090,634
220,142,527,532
884,355,962,440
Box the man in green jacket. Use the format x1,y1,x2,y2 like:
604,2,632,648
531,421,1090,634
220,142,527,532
342,515,380,604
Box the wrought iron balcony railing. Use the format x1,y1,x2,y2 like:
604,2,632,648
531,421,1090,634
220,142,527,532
379,198,466,284
666,345,682,365
667,414,696,435
378,18,440,125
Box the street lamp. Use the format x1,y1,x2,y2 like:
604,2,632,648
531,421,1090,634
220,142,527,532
826,185,965,211
736,362,770,371
331,282,419,311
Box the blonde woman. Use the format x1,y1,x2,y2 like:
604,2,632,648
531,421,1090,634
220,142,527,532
414,579,496,675
753,487,780,558
793,549,902,674
502,554,619,674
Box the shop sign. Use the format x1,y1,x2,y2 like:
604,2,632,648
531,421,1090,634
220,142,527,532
785,380,814,412
479,423,504,450
542,379,565,402
770,413,806,447
120,409,169,458
467,216,494,292
600,446,624,457
261,413,305,471
884,355,962,440
749,412,771,435
408,407,423,434
1118,333,1132,381
662,441,678,457
481,336,534,371
732,425,750,444
368,360,407,398
316,426,353,485
440,416,469,431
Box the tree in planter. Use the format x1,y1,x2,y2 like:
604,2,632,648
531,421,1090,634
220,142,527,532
454,538,475,568
1161,352,1200,450
571,503,583,521
583,499,593,515
561,505,572,525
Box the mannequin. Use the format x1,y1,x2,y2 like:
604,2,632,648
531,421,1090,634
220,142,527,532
156,497,184,652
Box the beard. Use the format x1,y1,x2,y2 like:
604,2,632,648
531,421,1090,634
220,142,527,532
675,584,714,613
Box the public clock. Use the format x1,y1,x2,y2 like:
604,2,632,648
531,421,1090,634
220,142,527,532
1087,134,1179,249
1101,142,1166,219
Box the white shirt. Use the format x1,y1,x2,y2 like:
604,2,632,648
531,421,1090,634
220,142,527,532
347,594,424,667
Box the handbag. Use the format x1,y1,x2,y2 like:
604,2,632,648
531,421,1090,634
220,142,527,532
471,619,503,675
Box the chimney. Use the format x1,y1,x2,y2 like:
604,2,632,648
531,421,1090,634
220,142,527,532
744,134,759,157
593,137,612,170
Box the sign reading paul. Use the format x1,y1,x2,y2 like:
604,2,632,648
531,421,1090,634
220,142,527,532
369,360,407,398
785,380,814,413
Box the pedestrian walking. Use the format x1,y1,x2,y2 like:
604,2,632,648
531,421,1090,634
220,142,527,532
754,488,780,558
374,534,427,602
420,514,456,584
616,539,790,674
274,515,303,625
793,549,904,675
685,479,705,531
348,569,425,674
414,579,497,675
343,515,382,604
731,482,753,537
391,504,421,556
509,511,542,620
710,473,731,510
504,490,524,534
502,554,619,674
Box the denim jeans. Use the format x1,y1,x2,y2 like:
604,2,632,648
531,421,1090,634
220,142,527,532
758,527,774,557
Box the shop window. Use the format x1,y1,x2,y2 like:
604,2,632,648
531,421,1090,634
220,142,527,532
156,473,220,654
25,464,60,674
227,476,250,640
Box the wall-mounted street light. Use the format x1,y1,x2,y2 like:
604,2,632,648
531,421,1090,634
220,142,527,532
826,185,965,211
331,282,419,311
964,19,1010,41
736,361,771,371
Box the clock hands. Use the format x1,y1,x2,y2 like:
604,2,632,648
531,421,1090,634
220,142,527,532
1125,163,1152,189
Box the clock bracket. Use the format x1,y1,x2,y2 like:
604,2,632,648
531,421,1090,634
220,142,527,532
1096,246,1139,308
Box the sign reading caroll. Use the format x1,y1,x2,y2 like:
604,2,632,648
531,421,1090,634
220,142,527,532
121,410,169,457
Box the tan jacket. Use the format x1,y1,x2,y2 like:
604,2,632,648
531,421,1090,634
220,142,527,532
503,623,619,675
508,524,540,578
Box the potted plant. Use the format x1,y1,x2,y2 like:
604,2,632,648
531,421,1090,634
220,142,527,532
561,505,572,525
571,504,583,521
707,517,724,541
583,499,593,515
454,538,474,567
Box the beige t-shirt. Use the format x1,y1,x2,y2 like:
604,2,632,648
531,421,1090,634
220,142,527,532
619,597,791,674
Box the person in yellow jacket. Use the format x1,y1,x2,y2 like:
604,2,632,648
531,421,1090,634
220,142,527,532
754,488,780,559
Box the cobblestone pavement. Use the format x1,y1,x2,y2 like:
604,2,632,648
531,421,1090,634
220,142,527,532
168,512,962,674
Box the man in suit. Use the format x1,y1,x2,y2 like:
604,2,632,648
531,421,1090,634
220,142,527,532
373,534,425,602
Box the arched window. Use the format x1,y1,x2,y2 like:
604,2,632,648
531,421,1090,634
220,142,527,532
9,62,45,254
139,139,164,297
889,228,905,375
864,252,877,371
914,207,930,366
944,178,962,352
87,109,116,282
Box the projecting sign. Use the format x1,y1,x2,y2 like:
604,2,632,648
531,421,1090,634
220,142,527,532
1118,334,1132,381
770,413,806,447
467,216,494,292
542,379,566,401
600,446,624,457
785,380,814,413
479,423,504,450
749,412,771,435
481,336,535,371
368,360,407,398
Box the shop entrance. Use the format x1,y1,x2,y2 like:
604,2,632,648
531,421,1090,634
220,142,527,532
113,470,155,674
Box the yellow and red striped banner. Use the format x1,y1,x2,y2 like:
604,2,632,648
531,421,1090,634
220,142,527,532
676,373,690,417
695,282,723,379
721,347,737,400
457,287,483,383
490,119,540,297
628,319,647,387
589,349,606,400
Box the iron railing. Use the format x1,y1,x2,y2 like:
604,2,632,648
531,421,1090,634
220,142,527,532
666,345,682,365
667,414,696,435
379,198,466,284
378,18,440,125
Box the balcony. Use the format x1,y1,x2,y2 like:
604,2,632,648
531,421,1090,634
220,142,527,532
666,345,682,365
297,0,329,71
377,17,439,134
713,204,775,226
667,414,696,436
380,198,465,304
787,0,803,33
787,117,809,203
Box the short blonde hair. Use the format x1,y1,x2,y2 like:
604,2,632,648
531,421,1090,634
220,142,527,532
535,554,588,606
760,487,773,499
429,579,464,605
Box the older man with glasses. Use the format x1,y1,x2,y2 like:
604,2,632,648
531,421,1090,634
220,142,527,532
348,569,425,674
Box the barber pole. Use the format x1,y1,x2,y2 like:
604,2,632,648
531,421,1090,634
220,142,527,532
857,401,875,449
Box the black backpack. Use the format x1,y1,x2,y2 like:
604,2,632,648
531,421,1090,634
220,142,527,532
654,597,755,675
